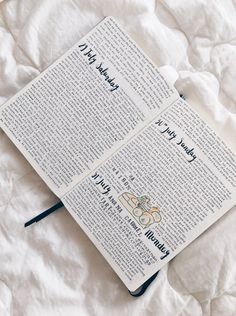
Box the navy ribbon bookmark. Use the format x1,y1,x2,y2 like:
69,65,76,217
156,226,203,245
24,200,64,227
129,271,159,297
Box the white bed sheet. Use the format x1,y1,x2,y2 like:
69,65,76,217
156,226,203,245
0,0,236,315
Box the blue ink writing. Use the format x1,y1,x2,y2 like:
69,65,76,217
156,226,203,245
78,43,96,64
91,172,111,195
176,138,197,162
78,43,119,92
96,62,119,92
145,230,170,260
155,120,197,163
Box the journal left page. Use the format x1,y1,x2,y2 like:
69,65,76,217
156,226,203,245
0,17,178,197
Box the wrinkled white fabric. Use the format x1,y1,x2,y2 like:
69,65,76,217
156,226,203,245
0,1,236,315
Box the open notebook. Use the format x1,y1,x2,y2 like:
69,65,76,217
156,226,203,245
0,17,235,294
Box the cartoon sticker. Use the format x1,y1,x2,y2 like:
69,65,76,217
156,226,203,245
119,192,161,229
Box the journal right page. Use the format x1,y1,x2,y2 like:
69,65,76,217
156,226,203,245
62,98,236,292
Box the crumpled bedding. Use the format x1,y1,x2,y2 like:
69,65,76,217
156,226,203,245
0,0,236,315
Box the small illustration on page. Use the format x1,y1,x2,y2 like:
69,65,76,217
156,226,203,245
119,192,161,229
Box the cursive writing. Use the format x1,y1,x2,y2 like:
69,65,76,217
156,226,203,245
155,119,197,163
78,43,119,92
90,172,111,195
